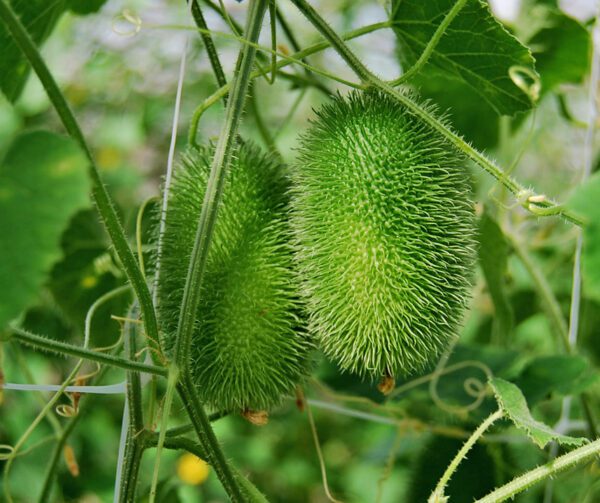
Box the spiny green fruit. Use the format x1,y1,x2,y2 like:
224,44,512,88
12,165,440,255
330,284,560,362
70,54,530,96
158,140,311,412
291,91,476,382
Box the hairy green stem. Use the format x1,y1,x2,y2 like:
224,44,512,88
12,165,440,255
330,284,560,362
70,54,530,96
429,409,504,503
287,0,584,227
288,0,371,82
146,433,207,459
125,311,144,433
170,1,270,497
173,0,267,368
10,328,167,378
161,411,229,438
190,0,227,90
476,438,600,503
389,0,467,86
0,0,163,363
118,438,145,503
141,410,228,443
177,374,247,502
188,21,387,144
119,308,148,502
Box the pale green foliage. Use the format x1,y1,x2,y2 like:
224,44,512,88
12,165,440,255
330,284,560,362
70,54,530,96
0,131,90,328
158,141,312,412
489,378,586,449
291,91,476,380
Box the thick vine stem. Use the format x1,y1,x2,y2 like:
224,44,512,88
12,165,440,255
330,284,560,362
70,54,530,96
172,0,268,369
119,440,145,502
168,1,269,500
9,327,167,377
119,310,147,502
287,0,584,227
0,0,164,365
476,437,600,503
177,374,248,502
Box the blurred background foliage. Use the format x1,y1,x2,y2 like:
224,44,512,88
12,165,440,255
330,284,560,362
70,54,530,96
1,0,600,501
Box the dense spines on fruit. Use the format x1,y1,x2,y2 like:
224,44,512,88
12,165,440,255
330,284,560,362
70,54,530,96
291,91,476,380
158,141,311,412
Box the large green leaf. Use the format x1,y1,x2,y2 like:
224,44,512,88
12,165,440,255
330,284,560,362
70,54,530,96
514,355,599,405
489,378,586,448
529,6,591,94
0,131,91,328
66,0,107,15
0,0,66,102
567,173,600,303
479,211,514,342
391,0,538,116
407,68,500,149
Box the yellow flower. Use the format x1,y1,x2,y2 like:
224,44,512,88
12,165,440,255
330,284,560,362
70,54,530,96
80,275,98,289
177,453,210,485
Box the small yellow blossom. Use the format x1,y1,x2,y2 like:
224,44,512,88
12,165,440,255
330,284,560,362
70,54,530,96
177,453,210,485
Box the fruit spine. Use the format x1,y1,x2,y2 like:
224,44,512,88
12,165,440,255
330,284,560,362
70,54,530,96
291,91,476,381
157,140,311,412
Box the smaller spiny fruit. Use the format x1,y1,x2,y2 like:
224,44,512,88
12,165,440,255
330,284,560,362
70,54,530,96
291,90,476,382
157,140,311,412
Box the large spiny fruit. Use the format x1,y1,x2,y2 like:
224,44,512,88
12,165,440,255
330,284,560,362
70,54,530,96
158,140,311,413
291,91,476,384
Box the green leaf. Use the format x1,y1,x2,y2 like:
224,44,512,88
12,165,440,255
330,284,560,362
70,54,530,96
489,377,586,448
515,355,599,405
66,0,107,14
529,7,591,94
479,211,514,342
391,0,539,116
567,173,600,302
0,130,91,328
0,0,66,102
408,68,500,149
